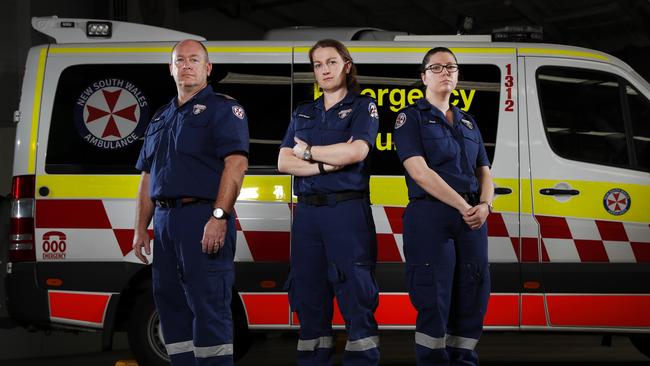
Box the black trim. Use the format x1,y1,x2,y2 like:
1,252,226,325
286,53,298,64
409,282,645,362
34,262,144,292
541,263,650,293
6,263,50,328
234,262,522,293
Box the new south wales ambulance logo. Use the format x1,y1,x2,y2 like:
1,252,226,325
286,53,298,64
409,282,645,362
74,79,149,150
603,188,631,216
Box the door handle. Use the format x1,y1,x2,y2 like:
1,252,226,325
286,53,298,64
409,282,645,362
540,188,580,196
494,187,512,195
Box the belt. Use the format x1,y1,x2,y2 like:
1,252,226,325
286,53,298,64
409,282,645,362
154,197,213,209
409,192,479,205
297,191,368,207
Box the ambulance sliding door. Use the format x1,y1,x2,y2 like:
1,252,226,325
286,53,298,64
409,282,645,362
292,45,521,328
524,55,650,331
207,44,294,329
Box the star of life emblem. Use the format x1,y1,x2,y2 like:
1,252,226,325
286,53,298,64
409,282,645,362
74,78,149,150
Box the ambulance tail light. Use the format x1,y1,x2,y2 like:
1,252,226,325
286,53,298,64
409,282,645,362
8,175,36,262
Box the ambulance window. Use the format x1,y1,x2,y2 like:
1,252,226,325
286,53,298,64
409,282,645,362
626,84,650,172
46,64,175,174
537,67,631,169
292,63,501,175
210,64,291,172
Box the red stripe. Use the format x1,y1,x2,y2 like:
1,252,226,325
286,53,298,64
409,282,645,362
36,200,111,229
375,294,417,325
487,213,509,237
384,207,404,234
49,291,110,324
244,231,290,261
574,240,609,262
376,234,402,262
631,242,650,262
547,295,650,327
522,294,546,326
595,220,628,241
287,294,519,327
113,229,154,257
537,215,572,239
240,294,289,325
484,294,519,326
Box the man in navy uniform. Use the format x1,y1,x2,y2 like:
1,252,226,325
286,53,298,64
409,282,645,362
132,39,249,366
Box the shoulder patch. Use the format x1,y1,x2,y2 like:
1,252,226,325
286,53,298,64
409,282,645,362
368,102,379,119
231,105,245,120
395,112,407,129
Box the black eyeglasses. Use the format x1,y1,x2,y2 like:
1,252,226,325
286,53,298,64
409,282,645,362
425,64,459,74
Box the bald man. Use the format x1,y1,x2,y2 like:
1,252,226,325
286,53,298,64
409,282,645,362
133,39,249,366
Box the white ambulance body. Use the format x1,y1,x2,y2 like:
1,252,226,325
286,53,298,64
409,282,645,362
4,16,650,365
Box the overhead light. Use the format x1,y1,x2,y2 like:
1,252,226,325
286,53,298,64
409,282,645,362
86,21,112,38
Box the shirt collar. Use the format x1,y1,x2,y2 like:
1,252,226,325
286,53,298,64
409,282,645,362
314,90,357,111
172,84,214,110
416,98,463,124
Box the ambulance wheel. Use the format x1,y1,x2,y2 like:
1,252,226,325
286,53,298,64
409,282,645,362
127,292,170,366
232,295,252,361
630,334,650,358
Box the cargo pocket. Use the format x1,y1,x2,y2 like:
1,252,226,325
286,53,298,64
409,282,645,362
206,269,232,315
283,275,299,313
353,262,379,312
456,260,485,317
407,264,436,311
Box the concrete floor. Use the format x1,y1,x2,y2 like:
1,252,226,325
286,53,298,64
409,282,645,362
0,330,647,365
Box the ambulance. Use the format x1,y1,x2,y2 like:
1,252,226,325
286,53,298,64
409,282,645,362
4,16,649,365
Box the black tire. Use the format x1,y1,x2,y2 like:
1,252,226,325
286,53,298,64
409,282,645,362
127,292,170,366
630,334,650,358
232,295,253,361
127,290,252,365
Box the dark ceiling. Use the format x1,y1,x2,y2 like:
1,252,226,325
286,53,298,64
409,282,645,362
172,0,650,52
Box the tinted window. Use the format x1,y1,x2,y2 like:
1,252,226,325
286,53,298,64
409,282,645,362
292,63,501,175
537,67,631,169
47,64,174,174
47,63,290,174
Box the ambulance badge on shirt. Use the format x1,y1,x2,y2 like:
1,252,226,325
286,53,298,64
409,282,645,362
395,112,407,129
193,104,207,115
461,118,474,129
338,108,353,119
368,102,379,119
232,105,245,120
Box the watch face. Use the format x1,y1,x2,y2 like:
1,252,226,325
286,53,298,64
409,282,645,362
214,208,224,218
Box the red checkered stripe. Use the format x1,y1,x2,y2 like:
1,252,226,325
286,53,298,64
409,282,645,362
35,200,650,264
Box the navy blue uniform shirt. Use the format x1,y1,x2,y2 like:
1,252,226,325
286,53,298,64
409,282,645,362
393,98,490,199
280,92,379,196
136,85,249,200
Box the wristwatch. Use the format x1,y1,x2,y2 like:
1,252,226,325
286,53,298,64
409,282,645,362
212,207,230,220
303,145,312,161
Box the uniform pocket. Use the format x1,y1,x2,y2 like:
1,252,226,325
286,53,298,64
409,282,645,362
406,263,436,311
353,262,379,312
283,276,299,312
177,116,210,155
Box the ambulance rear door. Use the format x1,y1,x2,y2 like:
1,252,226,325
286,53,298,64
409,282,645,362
523,51,650,331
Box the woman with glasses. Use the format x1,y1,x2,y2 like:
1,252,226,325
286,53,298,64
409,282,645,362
393,47,494,366
278,39,380,366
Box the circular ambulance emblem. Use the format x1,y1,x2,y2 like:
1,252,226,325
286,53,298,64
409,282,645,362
603,188,631,216
74,79,149,150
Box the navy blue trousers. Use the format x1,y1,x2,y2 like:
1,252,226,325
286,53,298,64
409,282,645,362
286,198,380,366
153,203,236,366
403,200,490,366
